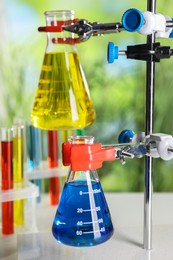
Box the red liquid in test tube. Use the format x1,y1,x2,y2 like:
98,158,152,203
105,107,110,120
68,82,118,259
1,128,14,235
48,130,60,205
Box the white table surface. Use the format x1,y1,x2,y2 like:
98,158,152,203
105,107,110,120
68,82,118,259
1,192,173,260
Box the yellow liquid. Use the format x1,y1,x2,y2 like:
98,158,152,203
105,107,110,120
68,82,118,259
13,137,24,226
31,52,96,130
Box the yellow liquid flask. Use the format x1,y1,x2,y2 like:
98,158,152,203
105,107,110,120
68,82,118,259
31,10,96,130
52,136,114,247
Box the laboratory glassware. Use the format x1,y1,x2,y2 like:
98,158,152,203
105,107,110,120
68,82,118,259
31,10,96,130
52,136,114,247
13,124,24,226
29,125,42,203
47,130,60,205
1,127,14,235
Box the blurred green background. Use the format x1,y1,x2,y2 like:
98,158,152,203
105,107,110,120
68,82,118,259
1,0,173,192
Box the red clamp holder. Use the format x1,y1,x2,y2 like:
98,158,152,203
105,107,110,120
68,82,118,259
38,18,81,45
38,19,79,33
62,142,116,171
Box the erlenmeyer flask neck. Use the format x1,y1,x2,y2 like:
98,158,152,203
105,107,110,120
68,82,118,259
69,136,94,145
66,136,99,183
45,10,75,23
44,10,76,52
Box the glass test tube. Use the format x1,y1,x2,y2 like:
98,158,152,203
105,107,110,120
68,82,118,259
29,125,42,203
1,127,14,235
47,130,60,205
13,118,30,171
29,125,34,170
76,129,88,136
62,130,73,148
13,125,24,226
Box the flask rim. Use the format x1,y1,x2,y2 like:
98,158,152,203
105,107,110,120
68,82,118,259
44,10,75,17
68,136,94,144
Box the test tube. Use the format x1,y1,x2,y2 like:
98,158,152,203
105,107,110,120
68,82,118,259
29,125,34,170
62,130,73,143
13,118,30,171
1,127,14,235
29,125,42,203
76,129,87,136
13,125,24,226
47,130,60,205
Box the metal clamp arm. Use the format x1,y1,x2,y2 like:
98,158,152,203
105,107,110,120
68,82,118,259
63,19,123,42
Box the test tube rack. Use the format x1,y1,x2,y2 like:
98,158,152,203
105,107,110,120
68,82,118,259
0,182,39,235
0,124,69,236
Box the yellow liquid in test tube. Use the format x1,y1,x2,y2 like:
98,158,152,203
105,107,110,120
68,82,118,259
13,136,24,226
31,52,96,130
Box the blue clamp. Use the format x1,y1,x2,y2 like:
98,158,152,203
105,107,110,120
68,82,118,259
118,129,135,143
122,8,144,32
107,42,119,63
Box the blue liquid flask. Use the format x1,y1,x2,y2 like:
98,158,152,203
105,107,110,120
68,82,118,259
52,136,114,247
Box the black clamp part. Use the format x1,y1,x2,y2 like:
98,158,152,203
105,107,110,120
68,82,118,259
127,43,173,62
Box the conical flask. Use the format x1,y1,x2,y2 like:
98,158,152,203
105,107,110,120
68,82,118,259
31,10,96,130
52,136,114,247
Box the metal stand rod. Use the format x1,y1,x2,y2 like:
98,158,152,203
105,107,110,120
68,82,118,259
143,0,156,251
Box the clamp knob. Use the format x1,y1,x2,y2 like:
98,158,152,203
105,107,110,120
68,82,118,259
122,8,144,32
118,129,135,143
146,134,173,160
157,137,173,160
107,42,119,63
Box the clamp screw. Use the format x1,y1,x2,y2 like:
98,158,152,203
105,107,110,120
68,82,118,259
107,42,119,63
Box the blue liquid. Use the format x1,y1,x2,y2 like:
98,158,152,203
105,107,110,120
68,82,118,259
29,125,42,203
52,180,114,247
